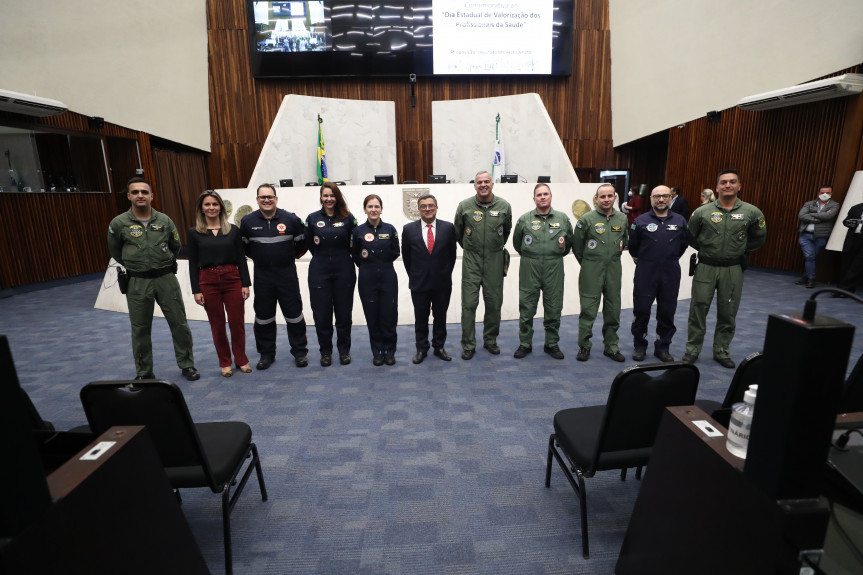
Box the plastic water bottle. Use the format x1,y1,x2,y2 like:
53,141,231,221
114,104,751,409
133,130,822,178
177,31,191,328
726,384,758,459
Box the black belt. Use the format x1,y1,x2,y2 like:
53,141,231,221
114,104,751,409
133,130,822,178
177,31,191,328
127,265,174,279
698,255,743,267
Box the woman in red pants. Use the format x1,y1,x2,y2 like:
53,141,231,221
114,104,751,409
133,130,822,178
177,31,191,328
188,190,252,377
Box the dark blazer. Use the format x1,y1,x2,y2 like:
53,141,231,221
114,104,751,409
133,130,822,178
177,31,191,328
402,218,457,292
670,195,690,219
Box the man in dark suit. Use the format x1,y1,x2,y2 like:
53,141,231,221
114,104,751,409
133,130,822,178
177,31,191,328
669,186,690,220
402,193,458,363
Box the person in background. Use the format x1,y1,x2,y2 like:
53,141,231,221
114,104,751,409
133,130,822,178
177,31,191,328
621,185,643,226
572,183,629,362
187,190,251,377
700,189,716,205
107,176,199,381
402,193,457,364
453,170,512,359
512,183,573,359
795,185,839,288
240,183,309,369
835,202,863,296
683,170,766,369
352,194,400,365
628,185,688,362
669,186,690,219
306,182,357,366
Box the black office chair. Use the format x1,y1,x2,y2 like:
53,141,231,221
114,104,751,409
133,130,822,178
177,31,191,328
545,362,700,558
80,380,268,575
694,351,763,427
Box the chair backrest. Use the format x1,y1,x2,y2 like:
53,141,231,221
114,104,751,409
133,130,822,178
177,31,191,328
838,352,863,413
596,363,700,458
721,351,764,408
80,380,215,488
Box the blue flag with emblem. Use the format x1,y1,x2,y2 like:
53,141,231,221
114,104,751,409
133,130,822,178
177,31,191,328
491,113,506,183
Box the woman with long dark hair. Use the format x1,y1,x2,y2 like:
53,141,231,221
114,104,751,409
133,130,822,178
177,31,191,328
305,182,357,366
188,190,252,377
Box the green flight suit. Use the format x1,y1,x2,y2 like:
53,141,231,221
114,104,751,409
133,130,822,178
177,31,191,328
572,208,629,353
453,194,512,350
107,208,195,376
685,198,766,359
513,208,573,348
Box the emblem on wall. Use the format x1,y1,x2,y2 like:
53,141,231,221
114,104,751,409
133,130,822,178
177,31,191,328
234,205,254,226
402,188,429,221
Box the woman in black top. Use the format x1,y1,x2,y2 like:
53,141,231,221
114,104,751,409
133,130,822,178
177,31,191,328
187,190,252,377
351,194,400,365
306,182,357,367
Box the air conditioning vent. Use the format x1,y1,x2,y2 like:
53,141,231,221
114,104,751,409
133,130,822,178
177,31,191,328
0,88,68,117
737,74,863,111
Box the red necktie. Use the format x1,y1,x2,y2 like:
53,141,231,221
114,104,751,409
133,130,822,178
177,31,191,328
427,224,434,254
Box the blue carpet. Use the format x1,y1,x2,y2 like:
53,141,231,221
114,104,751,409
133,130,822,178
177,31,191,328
2,268,861,574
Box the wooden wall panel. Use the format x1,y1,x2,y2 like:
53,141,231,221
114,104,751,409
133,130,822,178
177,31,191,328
0,193,116,288
204,0,614,189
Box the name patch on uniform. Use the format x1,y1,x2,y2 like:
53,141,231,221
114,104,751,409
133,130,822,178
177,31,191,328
611,226,622,232
489,211,500,217
646,223,658,232
151,224,163,231
473,211,484,222
594,222,606,234
333,222,344,227
364,233,374,242
378,234,390,239
530,220,542,231
731,214,745,220
129,225,144,238
316,220,326,227
277,223,287,234
549,222,560,229
587,239,597,250
710,212,723,223
667,225,679,231
524,235,533,245
251,226,263,231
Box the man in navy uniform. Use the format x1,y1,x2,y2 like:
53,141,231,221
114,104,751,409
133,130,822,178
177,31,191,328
628,185,689,362
240,183,309,369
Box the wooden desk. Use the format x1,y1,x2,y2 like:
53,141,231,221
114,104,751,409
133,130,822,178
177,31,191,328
1,426,209,574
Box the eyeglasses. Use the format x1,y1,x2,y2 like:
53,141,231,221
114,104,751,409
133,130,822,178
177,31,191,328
129,190,150,195
651,194,671,200
418,204,436,211
257,195,276,201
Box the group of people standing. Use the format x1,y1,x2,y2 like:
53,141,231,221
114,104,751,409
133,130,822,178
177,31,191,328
109,168,778,380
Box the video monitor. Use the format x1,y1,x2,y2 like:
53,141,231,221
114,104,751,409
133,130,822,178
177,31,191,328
537,176,551,183
279,179,293,187
501,174,518,183
428,174,446,184
374,174,394,185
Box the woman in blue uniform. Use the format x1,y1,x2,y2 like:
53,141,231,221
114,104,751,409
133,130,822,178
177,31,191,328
306,182,357,367
352,194,400,365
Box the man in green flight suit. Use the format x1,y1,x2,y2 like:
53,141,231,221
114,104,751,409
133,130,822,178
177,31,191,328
572,183,629,362
107,176,199,381
512,183,573,359
453,170,512,359
683,169,766,368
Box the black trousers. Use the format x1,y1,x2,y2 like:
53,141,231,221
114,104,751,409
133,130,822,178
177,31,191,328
308,261,356,355
253,267,308,358
411,286,452,352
